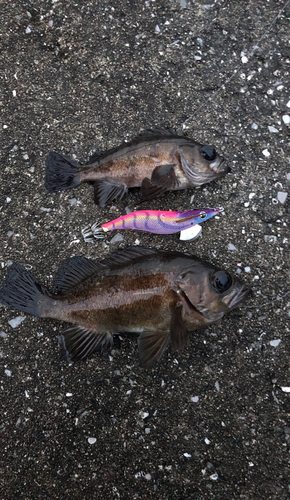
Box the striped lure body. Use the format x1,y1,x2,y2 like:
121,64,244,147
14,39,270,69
89,208,221,239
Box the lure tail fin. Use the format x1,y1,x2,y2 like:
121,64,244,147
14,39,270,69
45,152,81,192
0,264,47,317
81,223,104,243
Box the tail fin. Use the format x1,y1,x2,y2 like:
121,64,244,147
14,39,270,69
45,152,81,192
0,264,47,317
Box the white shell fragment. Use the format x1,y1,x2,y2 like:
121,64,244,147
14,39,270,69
180,224,202,241
8,316,26,328
277,191,288,204
269,339,281,347
282,115,290,124
281,387,290,393
110,233,124,244
264,235,277,243
88,437,97,444
139,411,149,419
268,126,279,133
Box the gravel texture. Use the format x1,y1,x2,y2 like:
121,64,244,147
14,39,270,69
0,0,290,498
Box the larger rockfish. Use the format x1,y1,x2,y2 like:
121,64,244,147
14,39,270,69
45,128,229,206
0,247,249,368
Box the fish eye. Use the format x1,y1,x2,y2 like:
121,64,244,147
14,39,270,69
199,212,207,219
200,146,216,161
211,270,233,293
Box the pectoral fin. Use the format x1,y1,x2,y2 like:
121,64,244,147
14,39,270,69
170,304,190,352
139,163,179,203
60,325,113,363
93,178,127,206
138,329,170,368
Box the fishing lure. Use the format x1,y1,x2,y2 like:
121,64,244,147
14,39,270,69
82,208,221,242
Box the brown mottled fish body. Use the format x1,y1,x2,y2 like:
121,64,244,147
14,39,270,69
0,248,249,367
45,129,229,206
79,135,193,187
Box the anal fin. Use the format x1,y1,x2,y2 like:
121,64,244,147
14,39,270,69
94,179,127,207
60,325,113,362
138,329,170,368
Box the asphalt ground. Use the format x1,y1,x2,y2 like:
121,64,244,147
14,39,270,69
0,1,290,498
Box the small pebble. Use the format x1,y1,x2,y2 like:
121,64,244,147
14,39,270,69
5,369,11,377
88,437,96,444
241,56,248,64
281,387,290,393
0,331,7,338
287,100,290,108
262,149,270,157
244,267,251,273
282,115,290,125
286,173,290,181
215,381,220,392
251,123,258,130
191,396,199,403
277,191,288,204
269,339,281,347
210,473,218,481
184,453,191,458
228,243,237,251
8,316,26,328
205,438,210,445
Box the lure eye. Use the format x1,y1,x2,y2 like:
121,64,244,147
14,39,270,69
211,270,233,293
199,212,207,219
200,146,216,161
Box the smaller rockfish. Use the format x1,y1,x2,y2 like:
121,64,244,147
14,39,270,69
82,208,220,242
45,128,229,206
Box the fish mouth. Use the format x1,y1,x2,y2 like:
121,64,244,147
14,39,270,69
222,284,251,310
210,157,231,175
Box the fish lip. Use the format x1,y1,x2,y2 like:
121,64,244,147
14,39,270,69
211,158,231,175
223,284,251,309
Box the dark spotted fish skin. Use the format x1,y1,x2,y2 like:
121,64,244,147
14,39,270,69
0,247,249,368
45,128,229,206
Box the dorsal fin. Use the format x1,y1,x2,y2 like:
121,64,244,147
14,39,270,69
101,247,160,270
52,256,105,294
136,127,180,138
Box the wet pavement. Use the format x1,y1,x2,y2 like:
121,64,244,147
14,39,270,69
0,1,290,498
